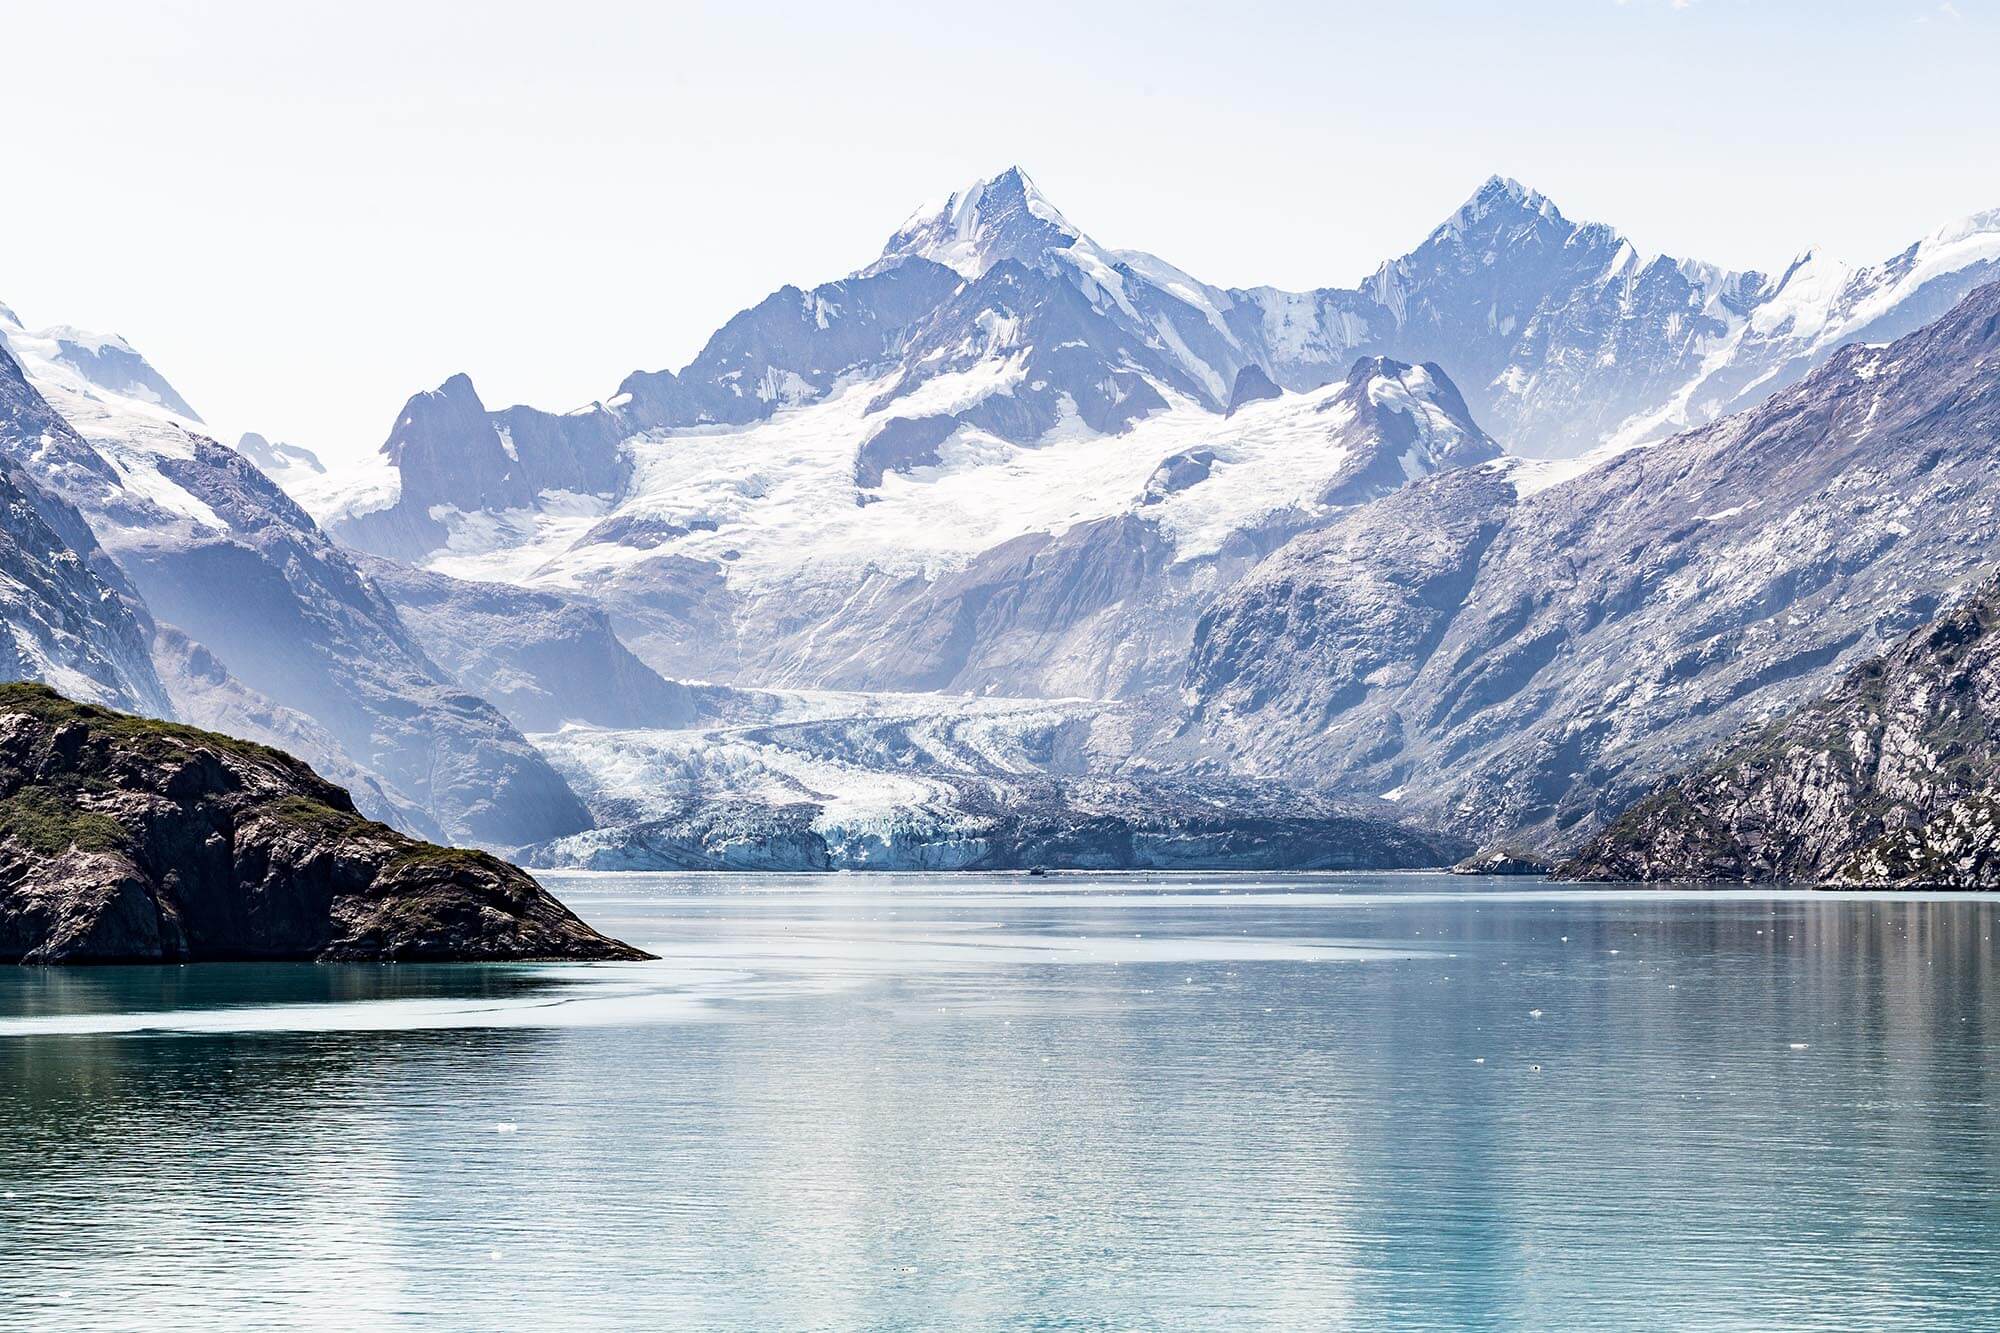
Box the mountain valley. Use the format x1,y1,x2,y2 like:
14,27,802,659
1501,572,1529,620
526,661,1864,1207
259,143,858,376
8,168,2000,872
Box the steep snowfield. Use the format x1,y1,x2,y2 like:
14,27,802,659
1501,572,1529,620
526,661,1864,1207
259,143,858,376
0,304,227,535
1602,205,2000,449
404,362,1489,598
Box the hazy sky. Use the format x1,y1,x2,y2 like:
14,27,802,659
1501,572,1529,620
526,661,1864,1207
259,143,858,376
5,0,1997,461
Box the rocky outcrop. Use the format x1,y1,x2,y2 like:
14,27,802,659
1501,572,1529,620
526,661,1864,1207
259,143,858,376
1225,364,1282,415
0,683,645,963
1560,574,2000,885
1834,795,2000,889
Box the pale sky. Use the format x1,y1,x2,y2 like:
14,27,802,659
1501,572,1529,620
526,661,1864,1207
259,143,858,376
4,0,1997,462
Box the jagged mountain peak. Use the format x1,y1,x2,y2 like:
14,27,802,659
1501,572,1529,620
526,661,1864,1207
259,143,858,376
428,371,484,404
877,165,1085,279
1337,355,1476,415
382,373,488,458
1431,174,1566,241
1308,356,1502,508
236,431,326,479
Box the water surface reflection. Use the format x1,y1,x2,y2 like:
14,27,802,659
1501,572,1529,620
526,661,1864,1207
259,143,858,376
2,876,1996,1329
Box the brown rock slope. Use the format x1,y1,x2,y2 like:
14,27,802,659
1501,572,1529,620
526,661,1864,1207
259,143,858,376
1561,575,2000,886
0,683,648,962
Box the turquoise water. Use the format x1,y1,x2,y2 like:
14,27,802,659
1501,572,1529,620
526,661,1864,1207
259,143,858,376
2,873,1998,1330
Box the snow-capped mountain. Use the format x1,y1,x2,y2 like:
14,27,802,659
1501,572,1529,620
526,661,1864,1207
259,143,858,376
26,167,1999,861
0,306,201,421
0,344,169,714
311,170,1547,700
234,431,323,480
0,299,593,847
345,344,1496,701
874,166,1087,279
1179,277,2000,849
309,172,2000,691
319,170,2000,579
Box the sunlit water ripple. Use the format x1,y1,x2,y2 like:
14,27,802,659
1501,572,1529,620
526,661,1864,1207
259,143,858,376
2,872,1997,1330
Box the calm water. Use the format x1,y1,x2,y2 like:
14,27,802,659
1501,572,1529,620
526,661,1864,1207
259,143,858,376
2,873,1998,1331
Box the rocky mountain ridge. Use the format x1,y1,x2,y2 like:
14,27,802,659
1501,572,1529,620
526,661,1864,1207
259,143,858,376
1178,278,2000,850
0,299,595,849
318,167,2000,580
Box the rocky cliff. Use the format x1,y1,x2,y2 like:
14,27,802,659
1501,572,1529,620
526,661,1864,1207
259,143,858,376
0,683,645,963
1561,575,2000,886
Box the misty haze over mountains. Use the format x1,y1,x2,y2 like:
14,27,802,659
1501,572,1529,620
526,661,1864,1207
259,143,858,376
5,168,2000,869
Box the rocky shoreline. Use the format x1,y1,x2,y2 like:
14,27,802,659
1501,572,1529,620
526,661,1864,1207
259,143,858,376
0,683,647,964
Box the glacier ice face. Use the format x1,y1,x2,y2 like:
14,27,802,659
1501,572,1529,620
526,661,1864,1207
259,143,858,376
518,687,1468,872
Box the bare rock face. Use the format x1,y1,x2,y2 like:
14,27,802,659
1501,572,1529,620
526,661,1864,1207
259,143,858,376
0,683,647,963
1560,576,2000,886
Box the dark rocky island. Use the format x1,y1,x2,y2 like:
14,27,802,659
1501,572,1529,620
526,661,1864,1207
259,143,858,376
1561,575,2000,887
0,683,648,963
